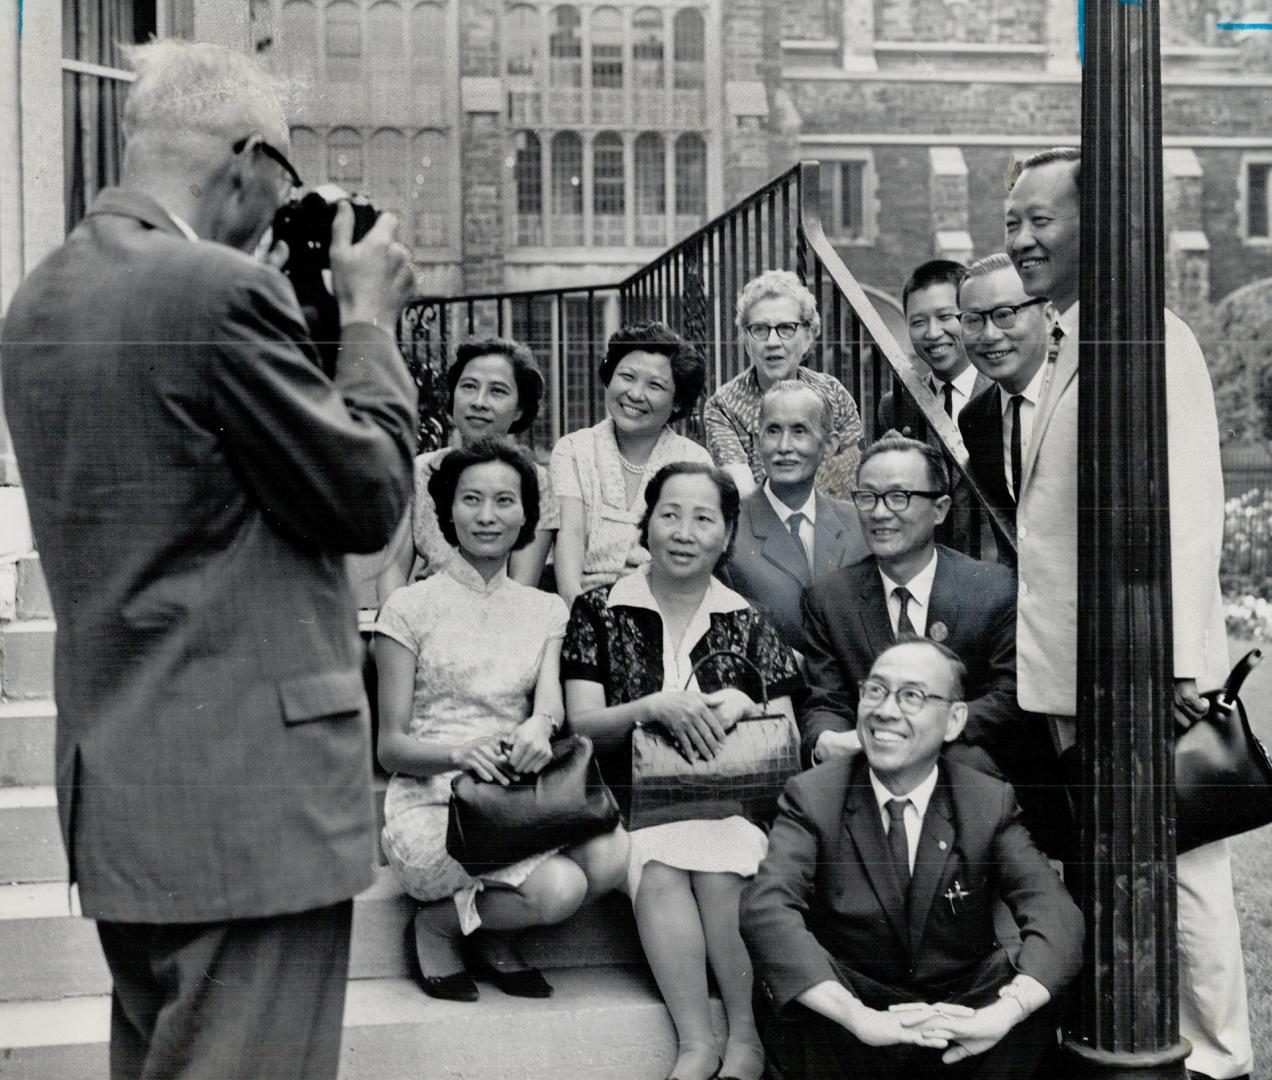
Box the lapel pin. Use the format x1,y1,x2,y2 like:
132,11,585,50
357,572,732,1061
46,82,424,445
944,880,969,913
929,621,949,643
937,839,948,851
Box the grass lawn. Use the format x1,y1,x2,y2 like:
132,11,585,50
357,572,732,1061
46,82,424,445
1228,637,1272,1078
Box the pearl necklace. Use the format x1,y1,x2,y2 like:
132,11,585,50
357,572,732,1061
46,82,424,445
617,451,647,476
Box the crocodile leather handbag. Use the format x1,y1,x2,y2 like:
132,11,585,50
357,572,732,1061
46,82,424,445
629,649,801,830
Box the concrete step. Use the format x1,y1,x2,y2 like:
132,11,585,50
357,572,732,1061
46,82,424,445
15,555,51,620
0,619,55,701
0,699,55,787
0,967,709,1080
0,787,66,884
0,865,642,1002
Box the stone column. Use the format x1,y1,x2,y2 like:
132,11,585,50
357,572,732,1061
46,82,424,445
1063,0,1187,1074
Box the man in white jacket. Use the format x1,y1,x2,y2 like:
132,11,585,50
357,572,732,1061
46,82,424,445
1005,146,1251,1080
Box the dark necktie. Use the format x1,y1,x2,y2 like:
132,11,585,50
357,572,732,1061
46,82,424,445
893,585,916,638
941,381,954,418
787,512,810,571
1009,394,1024,502
886,798,912,886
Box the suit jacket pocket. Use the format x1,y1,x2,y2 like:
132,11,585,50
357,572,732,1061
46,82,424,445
278,669,365,725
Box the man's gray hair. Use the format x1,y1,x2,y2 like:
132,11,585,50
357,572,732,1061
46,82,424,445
959,252,1016,299
735,269,822,341
123,40,288,161
759,379,834,437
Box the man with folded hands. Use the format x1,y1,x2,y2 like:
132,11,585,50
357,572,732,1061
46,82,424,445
741,638,1083,1079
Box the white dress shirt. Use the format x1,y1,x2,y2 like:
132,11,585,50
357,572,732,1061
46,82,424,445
878,550,938,637
929,363,981,426
869,764,939,873
999,360,1049,499
763,481,817,567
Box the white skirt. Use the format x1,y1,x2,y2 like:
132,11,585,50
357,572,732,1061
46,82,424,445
625,815,767,898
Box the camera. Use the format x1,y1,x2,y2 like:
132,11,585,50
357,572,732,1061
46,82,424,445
272,188,379,376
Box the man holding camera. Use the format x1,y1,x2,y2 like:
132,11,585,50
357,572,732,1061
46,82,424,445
1,40,417,1080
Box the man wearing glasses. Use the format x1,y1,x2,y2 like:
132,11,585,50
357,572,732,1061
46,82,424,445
1,40,416,1080
742,638,1082,1080
955,253,1060,544
799,435,1021,785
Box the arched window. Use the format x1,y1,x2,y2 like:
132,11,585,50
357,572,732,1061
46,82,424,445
551,131,584,246
593,132,625,246
412,131,449,246
505,5,542,79
368,127,408,215
549,6,583,87
590,6,624,124
327,128,363,185
514,130,544,245
634,132,665,246
367,3,405,113
674,133,706,234
409,2,447,119
278,0,319,72
288,127,324,187
632,8,664,88
673,9,705,89
325,1,360,57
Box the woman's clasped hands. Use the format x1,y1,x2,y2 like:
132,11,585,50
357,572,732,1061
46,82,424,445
451,713,555,784
641,687,760,762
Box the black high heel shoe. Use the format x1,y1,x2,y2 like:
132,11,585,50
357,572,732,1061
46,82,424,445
470,934,553,998
405,915,478,1002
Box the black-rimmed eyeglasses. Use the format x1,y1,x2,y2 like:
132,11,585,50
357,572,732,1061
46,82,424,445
958,297,1047,335
858,679,956,716
849,489,945,512
744,321,809,342
232,136,303,190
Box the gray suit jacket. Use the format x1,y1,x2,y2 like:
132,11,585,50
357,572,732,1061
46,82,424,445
1,188,417,922
720,489,868,651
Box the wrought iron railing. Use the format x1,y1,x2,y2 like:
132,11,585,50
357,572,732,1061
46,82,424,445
399,160,1014,556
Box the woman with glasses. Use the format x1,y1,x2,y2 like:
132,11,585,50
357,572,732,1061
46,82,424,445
550,321,711,606
562,462,801,1080
704,269,864,501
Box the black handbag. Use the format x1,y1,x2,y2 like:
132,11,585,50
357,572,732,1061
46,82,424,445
628,649,801,830
446,733,620,876
1176,648,1272,853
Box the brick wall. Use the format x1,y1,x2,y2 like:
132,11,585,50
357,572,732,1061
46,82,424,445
782,0,837,40
460,0,499,78
1197,148,1272,306
877,0,1045,44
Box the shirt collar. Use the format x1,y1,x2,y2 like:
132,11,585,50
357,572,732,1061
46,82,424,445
445,554,510,595
869,762,940,816
762,481,816,526
929,363,979,401
166,210,199,242
878,548,938,609
606,564,751,615
998,357,1050,412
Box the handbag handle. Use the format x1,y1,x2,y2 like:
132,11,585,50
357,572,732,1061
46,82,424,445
1209,648,1263,716
684,648,770,711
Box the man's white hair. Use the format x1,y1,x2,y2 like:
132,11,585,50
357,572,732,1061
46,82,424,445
123,40,288,163
759,379,834,437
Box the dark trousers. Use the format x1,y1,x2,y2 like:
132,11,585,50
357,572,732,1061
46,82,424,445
762,950,1059,1080
96,899,354,1080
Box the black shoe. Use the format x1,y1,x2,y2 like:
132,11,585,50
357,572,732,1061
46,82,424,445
666,1057,721,1080
405,919,478,1002
475,963,554,998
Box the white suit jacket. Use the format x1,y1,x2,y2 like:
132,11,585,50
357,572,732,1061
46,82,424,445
1016,304,1229,716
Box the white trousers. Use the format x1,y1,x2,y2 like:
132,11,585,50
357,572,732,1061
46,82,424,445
1178,839,1253,1079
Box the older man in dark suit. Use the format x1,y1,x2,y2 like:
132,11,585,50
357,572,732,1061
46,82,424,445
720,380,867,651
1,40,416,1080
742,639,1083,1080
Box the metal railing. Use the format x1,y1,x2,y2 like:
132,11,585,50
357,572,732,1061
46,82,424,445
399,161,1013,554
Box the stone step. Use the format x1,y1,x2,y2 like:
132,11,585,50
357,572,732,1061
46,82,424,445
0,699,56,787
0,787,66,884
0,865,642,1002
0,619,55,701
0,968,707,1080
15,555,51,620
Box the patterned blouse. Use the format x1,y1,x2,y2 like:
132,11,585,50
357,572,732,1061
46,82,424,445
702,365,864,499
561,569,803,818
411,447,559,578
550,417,712,594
